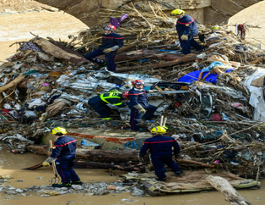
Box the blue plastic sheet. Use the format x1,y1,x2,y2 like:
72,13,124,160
178,69,233,84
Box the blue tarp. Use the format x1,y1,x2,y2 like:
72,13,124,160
178,69,233,84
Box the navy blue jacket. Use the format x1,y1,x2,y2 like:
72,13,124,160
176,14,198,38
50,136,77,158
98,32,124,50
140,135,180,157
128,88,149,108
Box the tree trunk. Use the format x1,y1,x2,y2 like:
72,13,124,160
206,175,252,205
75,149,140,162
74,161,144,172
116,53,197,72
115,53,182,62
0,75,25,93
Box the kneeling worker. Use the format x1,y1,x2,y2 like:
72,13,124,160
128,80,157,131
139,126,183,181
88,90,129,120
42,127,81,187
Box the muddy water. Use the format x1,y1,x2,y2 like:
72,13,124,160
0,11,265,205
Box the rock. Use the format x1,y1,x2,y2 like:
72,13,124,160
5,190,17,195
37,177,44,179
0,174,12,179
131,187,144,196
40,194,51,197
107,185,117,190
39,185,47,189
15,188,23,193
60,187,68,191
71,185,82,190
42,190,60,196
17,179,23,182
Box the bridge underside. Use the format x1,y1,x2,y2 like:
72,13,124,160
34,0,262,27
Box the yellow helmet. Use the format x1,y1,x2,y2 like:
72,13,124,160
151,126,167,134
171,9,185,16
52,127,67,135
211,25,221,31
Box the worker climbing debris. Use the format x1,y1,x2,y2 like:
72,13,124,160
171,8,204,55
139,117,183,181
84,24,124,72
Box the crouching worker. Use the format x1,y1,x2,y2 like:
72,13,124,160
138,126,183,181
42,127,81,187
88,90,129,120
128,80,157,131
84,24,123,72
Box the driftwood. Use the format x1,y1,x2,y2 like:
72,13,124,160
27,145,216,168
33,38,89,65
114,50,182,62
177,159,215,168
75,149,139,162
116,53,197,72
0,75,25,93
206,175,252,205
74,161,144,172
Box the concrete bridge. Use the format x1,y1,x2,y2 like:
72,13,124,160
33,0,263,26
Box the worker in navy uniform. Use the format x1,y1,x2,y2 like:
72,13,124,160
84,24,124,72
139,126,183,181
128,80,157,131
42,127,82,187
171,9,203,55
88,90,129,120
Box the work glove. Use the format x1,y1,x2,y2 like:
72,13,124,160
104,45,119,53
181,34,188,41
45,157,56,163
148,90,158,93
42,161,50,167
133,104,146,114
103,48,113,53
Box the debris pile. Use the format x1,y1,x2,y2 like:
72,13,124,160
1,0,265,185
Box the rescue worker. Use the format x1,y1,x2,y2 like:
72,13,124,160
128,80,157,131
138,126,183,181
171,9,203,55
88,90,129,120
84,24,124,72
42,127,81,187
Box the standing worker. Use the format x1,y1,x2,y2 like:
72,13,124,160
84,24,124,72
128,80,157,131
138,126,183,181
42,127,81,187
88,90,129,120
171,9,203,55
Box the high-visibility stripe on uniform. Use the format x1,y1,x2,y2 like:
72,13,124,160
54,140,77,147
100,93,122,106
128,92,145,95
144,140,176,144
177,18,194,25
102,36,124,39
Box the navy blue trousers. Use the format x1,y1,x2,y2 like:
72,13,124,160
180,37,203,55
84,48,117,72
88,97,110,118
56,155,80,184
129,104,157,131
151,154,181,179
